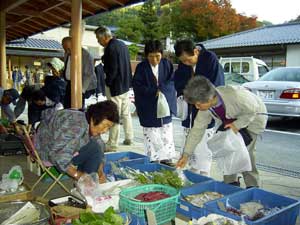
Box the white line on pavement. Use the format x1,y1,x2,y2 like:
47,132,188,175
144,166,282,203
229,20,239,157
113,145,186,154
265,129,300,136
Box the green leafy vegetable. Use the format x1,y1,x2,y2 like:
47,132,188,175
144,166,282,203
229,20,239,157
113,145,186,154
72,207,124,225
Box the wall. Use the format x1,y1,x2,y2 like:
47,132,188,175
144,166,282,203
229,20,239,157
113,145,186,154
286,44,300,67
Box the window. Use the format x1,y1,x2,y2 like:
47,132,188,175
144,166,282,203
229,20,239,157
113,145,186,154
260,68,300,81
258,66,269,77
232,62,241,73
242,62,250,73
224,63,230,73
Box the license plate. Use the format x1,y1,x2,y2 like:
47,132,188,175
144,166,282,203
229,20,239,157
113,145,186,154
258,90,274,99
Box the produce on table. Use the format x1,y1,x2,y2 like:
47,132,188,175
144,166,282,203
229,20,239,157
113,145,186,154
225,201,281,221
184,192,224,208
192,213,245,225
111,164,187,189
72,206,124,225
135,191,170,202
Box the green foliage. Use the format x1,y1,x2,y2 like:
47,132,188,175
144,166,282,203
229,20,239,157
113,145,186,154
72,207,123,225
133,169,184,189
128,44,140,60
116,14,143,43
139,0,162,42
86,0,262,43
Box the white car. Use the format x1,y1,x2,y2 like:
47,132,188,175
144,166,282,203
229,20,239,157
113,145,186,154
242,67,300,117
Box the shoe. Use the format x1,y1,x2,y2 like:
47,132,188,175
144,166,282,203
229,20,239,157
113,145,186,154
228,181,241,187
105,146,117,152
160,160,175,167
123,139,133,145
228,176,242,187
246,186,258,189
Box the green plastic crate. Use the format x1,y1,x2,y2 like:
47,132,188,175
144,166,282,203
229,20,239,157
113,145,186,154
119,184,179,225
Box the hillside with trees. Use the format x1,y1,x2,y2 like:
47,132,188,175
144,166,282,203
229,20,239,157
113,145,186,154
86,0,260,43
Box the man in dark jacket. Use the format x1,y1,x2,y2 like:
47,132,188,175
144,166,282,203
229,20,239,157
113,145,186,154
173,39,225,176
95,26,133,151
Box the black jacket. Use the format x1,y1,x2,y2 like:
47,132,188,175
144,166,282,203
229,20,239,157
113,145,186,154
102,38,132,97
174,44,225,128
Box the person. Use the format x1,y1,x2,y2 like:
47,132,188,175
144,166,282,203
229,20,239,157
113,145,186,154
94,61,106,97
177,76,268,188
61,36,97,109
24,65,32,86
132,40,177,163
14,58,66,126
173,40,225,175
0,88,19,122
12,66,22,91
33,68,41,85
95,25,133,151
35,100,119,182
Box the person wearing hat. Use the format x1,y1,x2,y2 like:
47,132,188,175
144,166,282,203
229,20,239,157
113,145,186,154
0,88,19,122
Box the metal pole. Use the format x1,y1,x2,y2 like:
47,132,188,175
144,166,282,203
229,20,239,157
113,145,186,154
71,0,82,108
0,11,7,88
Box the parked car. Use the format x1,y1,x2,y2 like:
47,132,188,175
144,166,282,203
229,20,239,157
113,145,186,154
219,57,269,85
242,67,300,117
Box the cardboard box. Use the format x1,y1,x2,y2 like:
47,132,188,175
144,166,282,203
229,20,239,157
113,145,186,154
0,183,32,203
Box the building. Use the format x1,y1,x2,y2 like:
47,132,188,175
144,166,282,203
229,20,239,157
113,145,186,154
200,22,300,69
6,24,143,83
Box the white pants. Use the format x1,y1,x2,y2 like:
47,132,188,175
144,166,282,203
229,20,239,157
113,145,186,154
182,127,214,174
106,86,134,147
143,122,176,161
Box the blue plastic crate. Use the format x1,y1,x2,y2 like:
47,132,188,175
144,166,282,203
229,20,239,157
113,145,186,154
104,151,149,175
105,151,149,164
206,188,300,225
129,163,174,172
177,181,243,218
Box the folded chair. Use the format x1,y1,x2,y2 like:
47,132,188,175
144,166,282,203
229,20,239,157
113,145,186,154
20,126,70,198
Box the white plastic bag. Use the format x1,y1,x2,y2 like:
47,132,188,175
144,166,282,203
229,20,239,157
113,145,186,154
157,92,170,118
176,95,188,120
189,129,213,174
207,129,252,175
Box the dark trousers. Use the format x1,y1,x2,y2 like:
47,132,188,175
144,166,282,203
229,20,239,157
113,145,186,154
72,139,103,173
64,81,85,109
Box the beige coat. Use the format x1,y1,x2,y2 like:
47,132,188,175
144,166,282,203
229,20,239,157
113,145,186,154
184,85,268,155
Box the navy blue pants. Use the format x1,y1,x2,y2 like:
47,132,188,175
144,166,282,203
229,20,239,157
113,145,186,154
72,139,103,173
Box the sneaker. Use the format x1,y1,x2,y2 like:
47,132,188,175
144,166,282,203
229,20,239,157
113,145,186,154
123,139,133,145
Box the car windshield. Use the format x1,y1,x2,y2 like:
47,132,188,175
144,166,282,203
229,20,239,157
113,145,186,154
259,68,300,82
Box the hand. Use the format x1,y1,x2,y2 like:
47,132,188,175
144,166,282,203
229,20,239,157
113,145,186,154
176,153,189,168
99,173,106,184
224,123,239,134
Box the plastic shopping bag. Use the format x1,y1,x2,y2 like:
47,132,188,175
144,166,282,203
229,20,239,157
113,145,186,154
207,129,252,175
176,95,188,120
157,92,170,118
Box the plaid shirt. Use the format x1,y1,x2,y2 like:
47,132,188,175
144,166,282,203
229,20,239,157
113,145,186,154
35,108,104,172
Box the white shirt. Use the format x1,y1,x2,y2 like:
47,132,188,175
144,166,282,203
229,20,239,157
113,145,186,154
65,56,71,81
151,64,159,84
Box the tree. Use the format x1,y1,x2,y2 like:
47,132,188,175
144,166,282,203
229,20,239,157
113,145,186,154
116,12,143,43
128,44,140,60
139,0,162,42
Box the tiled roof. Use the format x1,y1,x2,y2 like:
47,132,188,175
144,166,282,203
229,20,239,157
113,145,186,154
201,22,300,49
7,38,63,50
